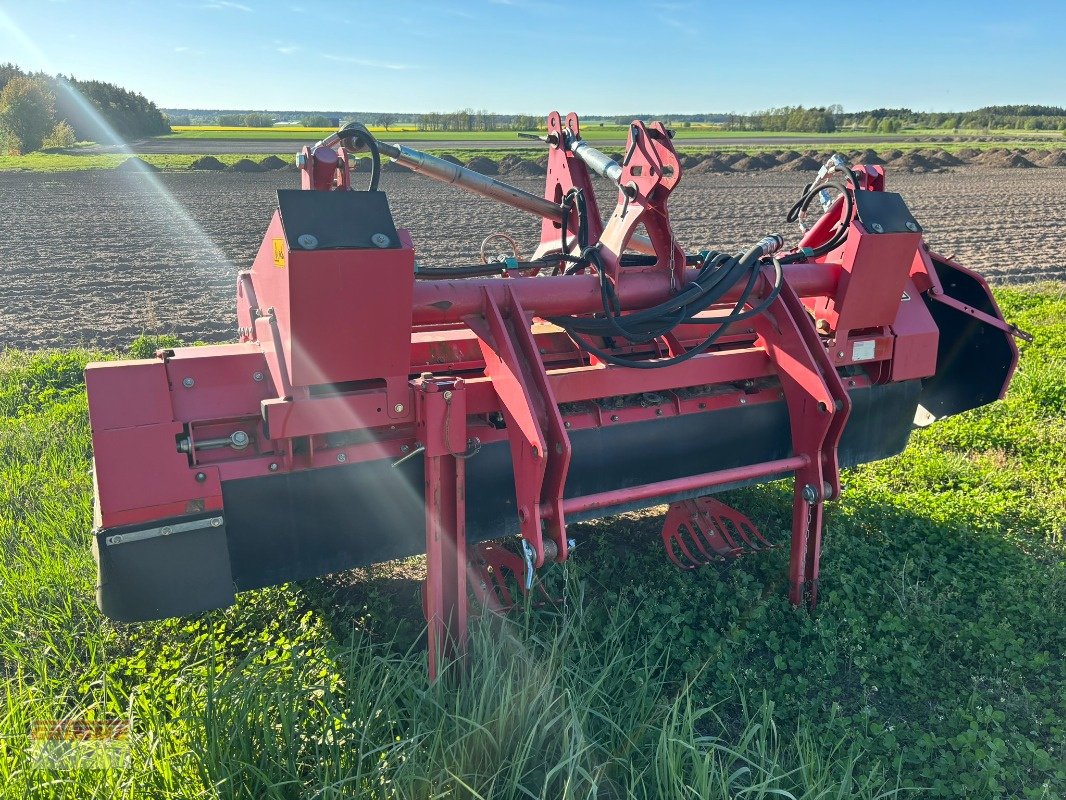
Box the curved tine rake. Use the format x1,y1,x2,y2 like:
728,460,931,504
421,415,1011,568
472,542,553,612
693,497,774,551
663,517,708,570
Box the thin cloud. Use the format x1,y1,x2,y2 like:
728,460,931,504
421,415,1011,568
322,54,414,70
276,45,299,55
202,1,252,11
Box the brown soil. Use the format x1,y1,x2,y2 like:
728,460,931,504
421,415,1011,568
773,156,821,171
732,154,776,171
775,150,802,164
190,156,226,170
258,155,289,170
1039,150,1066,167
889,152,936,172
850,149,884,165
1,167,1063,350
464,156,498,175
504,160,544,177
117,157,159,172
229,158,263,173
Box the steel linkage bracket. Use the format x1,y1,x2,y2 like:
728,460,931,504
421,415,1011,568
465,285,572,569
537,111,605,260
751,269,851,607
598,120,686,287
414,375,469,680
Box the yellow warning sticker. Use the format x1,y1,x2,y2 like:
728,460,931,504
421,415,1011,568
272,238,286,267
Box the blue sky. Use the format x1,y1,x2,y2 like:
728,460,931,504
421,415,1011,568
1,0,1063,113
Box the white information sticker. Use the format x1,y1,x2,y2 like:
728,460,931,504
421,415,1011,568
852,340,876,361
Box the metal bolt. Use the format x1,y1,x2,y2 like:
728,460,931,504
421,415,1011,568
195,471,207,482
871,222,884,233
400,444,410,454
905,221,919,232
230,431,250,449
802,484,818,503
698,402,706,409
253,371,265,382
442,390,453,401
610,414,619,422
297,233,319,249
739,397,747,404
393,403,405,414
337,453,347,463
161,526,172,536
823,481,834,500
371,233,391,248
111,535,122,544
837,351,845,358
182,377,195,388
269,462,279,472
564,421,571,429
655,408,663,416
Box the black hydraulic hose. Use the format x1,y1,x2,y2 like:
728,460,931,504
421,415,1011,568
335,122,381,192
783,178,855,260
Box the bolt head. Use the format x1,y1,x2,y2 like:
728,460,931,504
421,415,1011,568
269,462,279,472
337,453,347,463
371,233,391,248
442,390,453,400
564,421,571,429
182,377,195,388
297,233,319,250
393,403,405,414
196,471,207,482
870,222,884,233
111,535,122,544
253,371,265,382
161,526,172,536
610,414,619,422
837,351,845,359
802,484,818,503
905,221,919,232
400,444,410,453
739,397,747,404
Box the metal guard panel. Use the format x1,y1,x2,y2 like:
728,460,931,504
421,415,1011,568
277,189,400,250
853,190,921,234
220,380,920,593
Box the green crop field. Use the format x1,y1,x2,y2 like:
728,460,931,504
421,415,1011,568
0,285,1063,798
165,124,1066,143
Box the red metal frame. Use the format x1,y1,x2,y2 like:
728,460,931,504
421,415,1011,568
85,112,1021,677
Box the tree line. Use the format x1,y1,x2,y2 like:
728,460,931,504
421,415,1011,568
0,63,170,154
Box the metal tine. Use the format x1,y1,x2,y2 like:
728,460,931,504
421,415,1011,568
694,513,743,558
694,497,771,552
666,526,707,569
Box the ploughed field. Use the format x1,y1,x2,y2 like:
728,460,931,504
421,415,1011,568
1,166,1064,350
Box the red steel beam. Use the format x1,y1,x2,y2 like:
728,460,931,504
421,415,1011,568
412,262,840,324
549,455,809,518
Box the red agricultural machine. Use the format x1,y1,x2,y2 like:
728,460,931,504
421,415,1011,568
86,115,1023,676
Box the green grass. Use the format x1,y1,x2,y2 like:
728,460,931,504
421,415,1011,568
0,289,1064,798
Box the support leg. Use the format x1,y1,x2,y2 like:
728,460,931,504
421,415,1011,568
424,452,467,680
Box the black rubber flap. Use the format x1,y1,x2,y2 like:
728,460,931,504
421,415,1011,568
277,190,400,250
854,190,922,234
94,515,235,622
